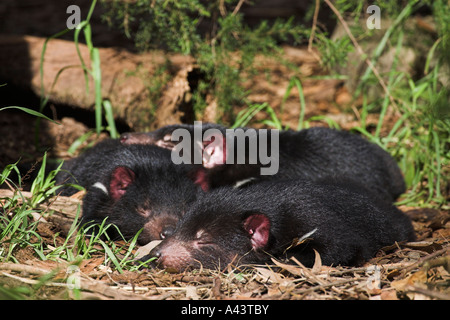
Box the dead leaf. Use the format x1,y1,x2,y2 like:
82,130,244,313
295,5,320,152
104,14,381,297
289,257,328,286
134,240,162,259
312,249,322,272
254,267,284,284
80,257,105,274
423,256,450,272
391,270,428,292
69,190,86,200
404,241,443,253
185,286,199,300
380,289,399,300
271,258,303,277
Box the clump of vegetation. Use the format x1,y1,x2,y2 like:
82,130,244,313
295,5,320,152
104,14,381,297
325,0,449,207
101,0,310,119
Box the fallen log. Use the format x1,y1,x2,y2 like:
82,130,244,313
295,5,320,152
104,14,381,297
0,34,194,131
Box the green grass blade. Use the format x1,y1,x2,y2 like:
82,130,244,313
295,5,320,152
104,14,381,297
103,100,118,138
293,78,306,131
91,47,103,134
358,1,417,88
98,239,123,274
0,106,59,125
375,31,404,139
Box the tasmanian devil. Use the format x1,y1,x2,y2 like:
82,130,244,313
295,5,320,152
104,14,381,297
146,179,416,271
120,123,222,148
56,139,202,244
120,123,406,202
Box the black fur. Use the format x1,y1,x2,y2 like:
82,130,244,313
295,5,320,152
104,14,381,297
149,179,416,270
121,124,405,202
56,139,202,244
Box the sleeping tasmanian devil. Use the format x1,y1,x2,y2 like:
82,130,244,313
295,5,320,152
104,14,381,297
145,179,416,270
56,139,202,244
120,123,406,202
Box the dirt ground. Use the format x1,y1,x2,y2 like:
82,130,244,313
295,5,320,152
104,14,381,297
0,193,448,300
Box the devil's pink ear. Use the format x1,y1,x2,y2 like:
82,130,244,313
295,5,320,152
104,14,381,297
202,130,226,169
243,214,270,249
110,166,136,201
188,167,210,192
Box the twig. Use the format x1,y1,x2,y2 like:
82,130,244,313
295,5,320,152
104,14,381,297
121,286,149,292
290,256,328,286
0,262,149,300
172,274,216,284
0,262,51,276
1,271,66,287
212,276,223,299
219,0,226,16
406,286,450,300
294,278,356,297
401,247,450,276
2,178,16,193
152,291,181,300
307,0,322,62
232,0,246,16
423,256,450,272
323,0,398,112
